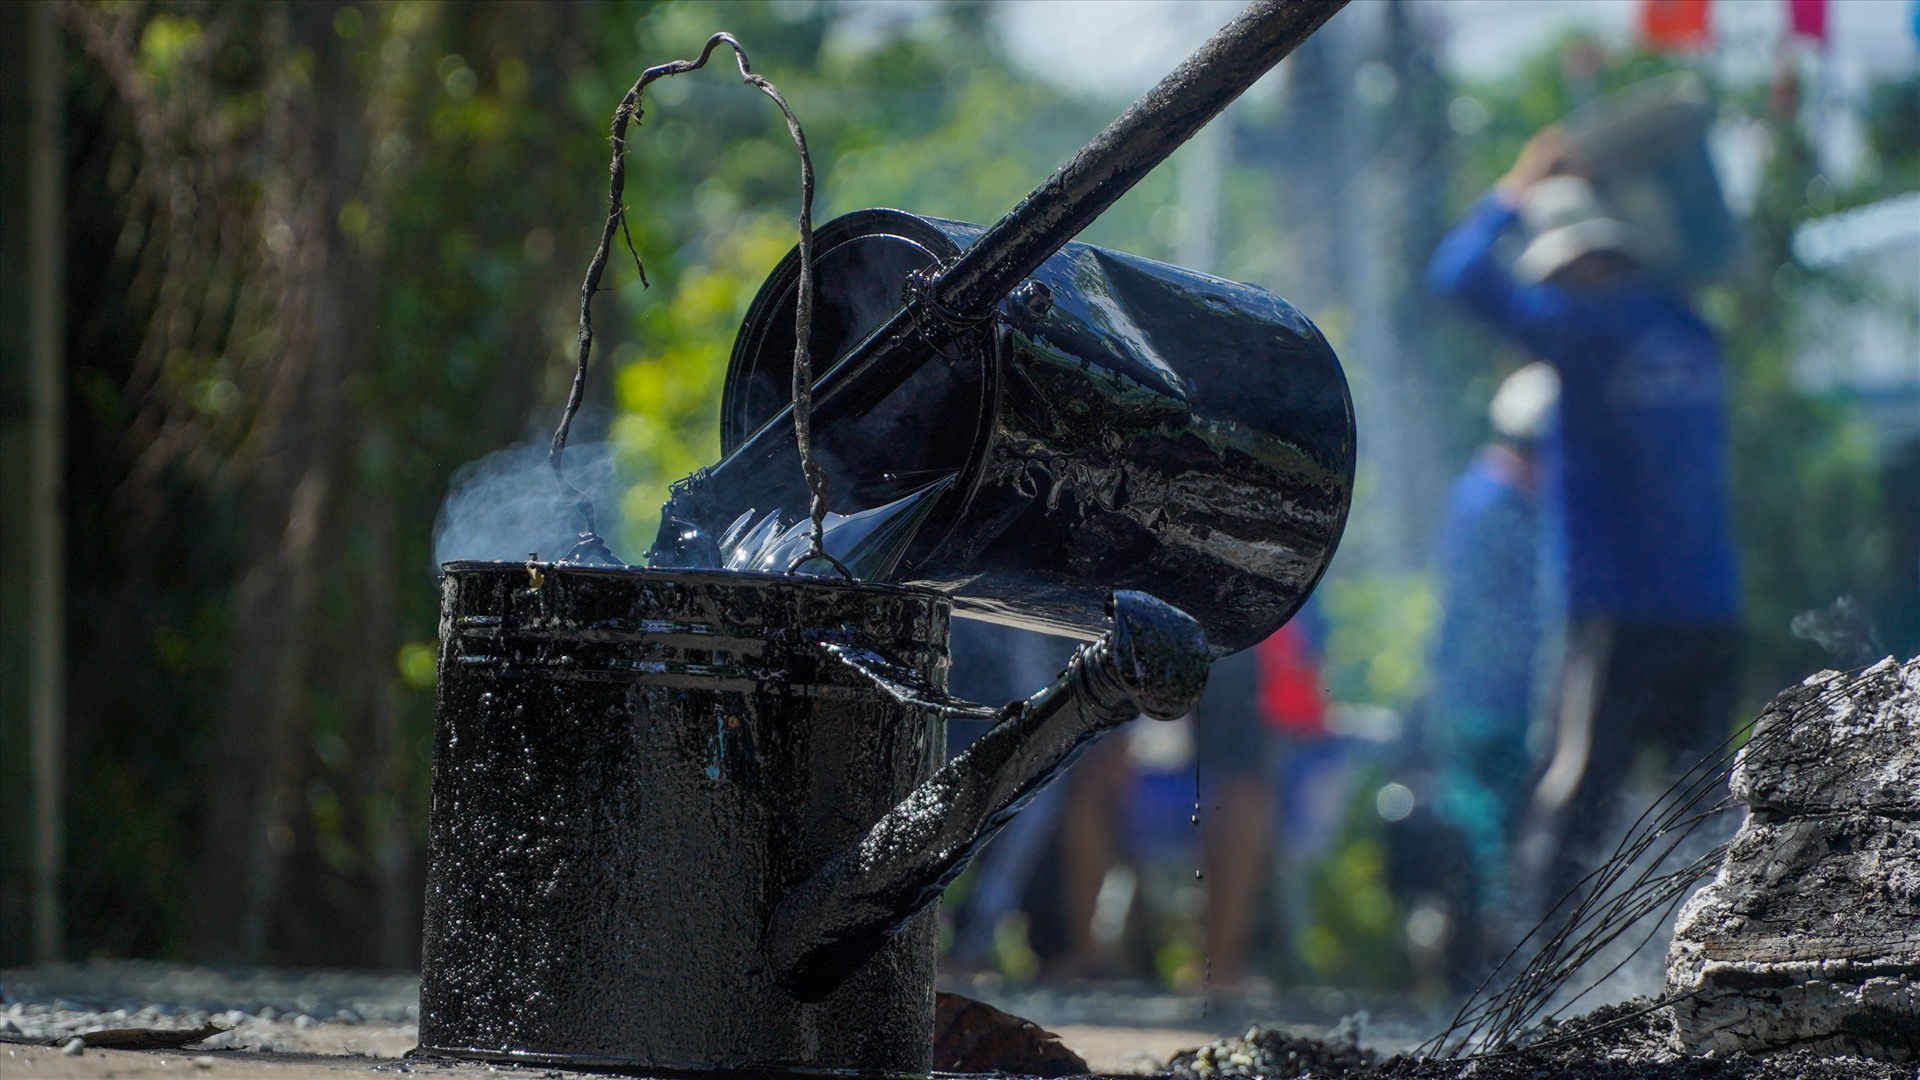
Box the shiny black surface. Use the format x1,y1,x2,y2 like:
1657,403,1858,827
418,564,1208,1074
714,209,1355,655
721,211,989,514
767,590,1208,1000
419,564,949,1075
697,1,1348,508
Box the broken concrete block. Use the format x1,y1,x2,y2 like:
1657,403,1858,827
1667,656,1920,1062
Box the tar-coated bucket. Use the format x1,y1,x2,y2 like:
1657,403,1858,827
417,563,950,1076
417,561,1210,1077
719,208,1355,655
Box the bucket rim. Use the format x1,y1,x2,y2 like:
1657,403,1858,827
438,559,951,604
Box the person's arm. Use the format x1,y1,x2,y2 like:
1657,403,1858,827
1426,190,1526,329
1427,128,1586,354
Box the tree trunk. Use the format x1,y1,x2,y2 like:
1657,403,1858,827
191,0,362,963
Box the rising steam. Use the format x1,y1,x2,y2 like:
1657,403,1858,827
433,426,625,570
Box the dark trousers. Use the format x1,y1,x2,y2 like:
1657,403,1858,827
1534,619,1741,918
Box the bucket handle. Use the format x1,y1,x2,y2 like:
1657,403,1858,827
555,33,831,569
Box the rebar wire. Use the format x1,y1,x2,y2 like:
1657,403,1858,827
552,33,828,564
1418,705,1802,1060
1423,668,1880,1060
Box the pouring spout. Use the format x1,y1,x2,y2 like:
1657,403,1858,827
766,590,1208,1002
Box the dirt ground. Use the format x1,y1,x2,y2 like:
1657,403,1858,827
6,965,1910,1080
0,963,1230,1078
1,1021,1214,1079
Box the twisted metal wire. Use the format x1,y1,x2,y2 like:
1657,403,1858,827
553,33,828,565
1420,707,1791,1059
1419,663,1893,1061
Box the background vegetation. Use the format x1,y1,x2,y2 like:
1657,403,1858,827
8,0,1915,983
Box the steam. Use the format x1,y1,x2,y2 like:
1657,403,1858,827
1538,794,1735,1014
433,426,626,569
1791,594,1885,668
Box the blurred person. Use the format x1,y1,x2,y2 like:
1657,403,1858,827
1426,127,1742,920
1193,644,1272,992
1423,363,1557,941
1046,624,1322,989
1244,619,1326,984
1049,727,1136,981
943,620,1081,973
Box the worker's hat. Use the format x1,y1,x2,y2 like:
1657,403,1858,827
1515,176,1646,284
1490,361,1559,442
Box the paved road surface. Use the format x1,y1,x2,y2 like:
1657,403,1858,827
5,963,1390,1078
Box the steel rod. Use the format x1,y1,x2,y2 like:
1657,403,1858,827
934,0,1346,316
695,0,1347,506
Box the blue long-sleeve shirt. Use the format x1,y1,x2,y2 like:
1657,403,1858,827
1431,450,1542,728
1427,192,1740,624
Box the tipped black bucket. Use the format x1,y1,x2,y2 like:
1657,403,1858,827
721,208,1355,655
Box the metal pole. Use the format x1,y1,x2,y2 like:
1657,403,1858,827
699,0,1347,502
931,0,1345,317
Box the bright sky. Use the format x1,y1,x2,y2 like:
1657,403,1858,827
993,0,1920,96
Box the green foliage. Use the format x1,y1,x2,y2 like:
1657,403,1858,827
58,0,1160,962
1318,572,1438,709
1297,771,1405,987
57,0,1917,972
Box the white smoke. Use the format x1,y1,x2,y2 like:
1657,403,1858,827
1541,779,1741,1015
432,415,628,569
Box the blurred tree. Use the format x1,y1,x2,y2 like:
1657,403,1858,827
50,0,1145,966
45,0,1914,978
60,0,606,964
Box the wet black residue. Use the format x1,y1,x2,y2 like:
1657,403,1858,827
1167,1000,1910,1080
692,207,1356,656
420,565,1212,1077
766,590,1209,1002
419,562,950,1076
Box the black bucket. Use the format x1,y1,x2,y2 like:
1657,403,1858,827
418,560,1211,1075
721,208,1355,655
418,562,949,1075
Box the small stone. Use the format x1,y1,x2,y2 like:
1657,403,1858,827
62,1036,85,1056
293,1013,315,1029
192,1055,215,1069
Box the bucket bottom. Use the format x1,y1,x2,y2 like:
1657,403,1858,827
409,1042,936,1080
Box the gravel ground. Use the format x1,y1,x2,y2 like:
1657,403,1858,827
0,963,1220,1077
6,965,1911,1079
1167,1000,1918,1080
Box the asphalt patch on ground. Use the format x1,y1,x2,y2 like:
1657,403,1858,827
1167,1000,1915,1080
